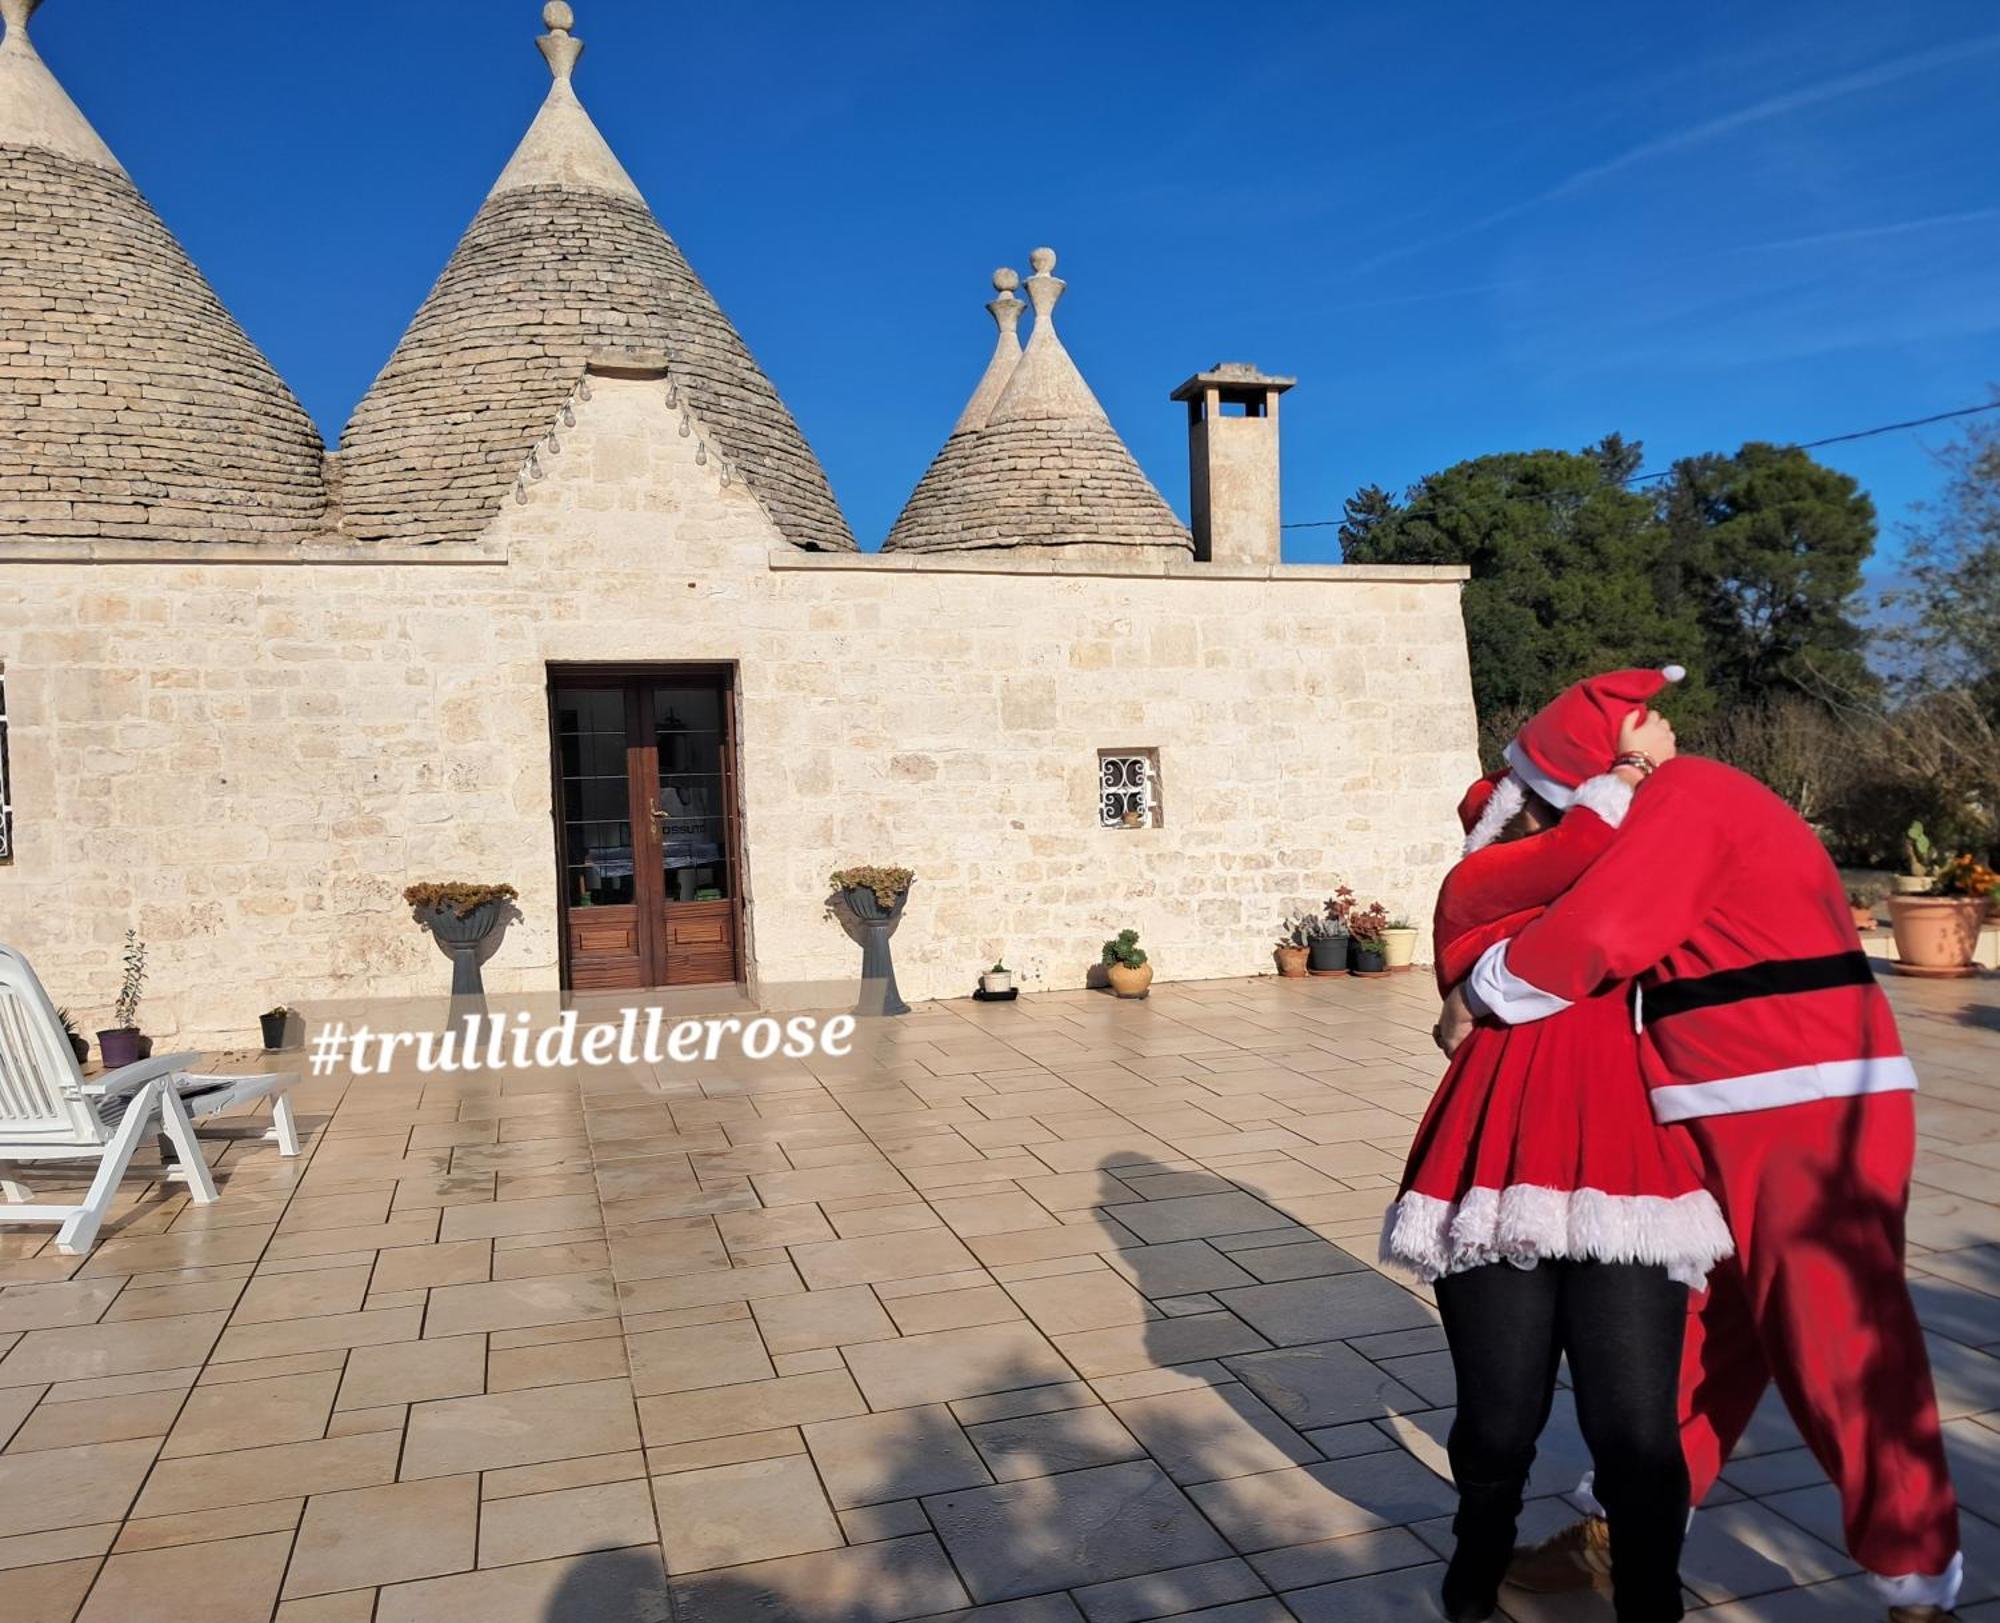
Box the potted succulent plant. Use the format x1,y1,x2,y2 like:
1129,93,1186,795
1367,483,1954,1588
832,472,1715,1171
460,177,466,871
405,882,519,999
980,960,1014,996
831,865,914,1016
1312,889,1354,975
260,1005,297,1052
1346,901,1392,977
1894,823,1938,896
96,929,150,1069
1887,854,1991,976
1381,916,1420,972
1101,928,1152,998
1846,889,1878,932
1274,913,1313,978
56,1007,89,1067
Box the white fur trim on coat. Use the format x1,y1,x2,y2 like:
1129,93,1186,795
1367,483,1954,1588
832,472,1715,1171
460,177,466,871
1380,1183,1734,1290
1463,772,1528,854
1568,771,1635,829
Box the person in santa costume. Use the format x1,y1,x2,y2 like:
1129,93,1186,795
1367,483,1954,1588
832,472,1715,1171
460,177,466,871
1436,666,1964,1621
1385,664,1731,1622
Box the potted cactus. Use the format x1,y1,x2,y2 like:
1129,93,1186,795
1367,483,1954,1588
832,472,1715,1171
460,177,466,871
96,929,151,1069
1101,928,1152,999
56,1007,89,1067
1894,823,1938,896
980,960,1014,996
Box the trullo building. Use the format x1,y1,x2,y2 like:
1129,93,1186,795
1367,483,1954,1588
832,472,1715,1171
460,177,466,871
0,1,1479,1043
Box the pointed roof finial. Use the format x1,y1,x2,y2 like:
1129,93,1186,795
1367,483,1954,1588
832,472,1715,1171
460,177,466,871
1024,247,1063,325
537,1,583,82
1,1,44,41
988,267,1023,334
941,268,1025,436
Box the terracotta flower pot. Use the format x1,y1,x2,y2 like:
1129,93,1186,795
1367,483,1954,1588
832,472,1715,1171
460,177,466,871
1275,945,1308,978
1107,961,1153,999
1382,927,1419,971
1887,895,1987,973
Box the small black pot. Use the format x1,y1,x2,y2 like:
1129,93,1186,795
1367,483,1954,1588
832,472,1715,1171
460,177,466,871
67,1033,89,1066
1308,935,1349,974
1350,943,1389,975
260,1011,295,1052
98,1027,145,1069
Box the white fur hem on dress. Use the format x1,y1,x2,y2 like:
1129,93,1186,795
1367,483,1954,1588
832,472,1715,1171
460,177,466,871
1380,1184,1734,1289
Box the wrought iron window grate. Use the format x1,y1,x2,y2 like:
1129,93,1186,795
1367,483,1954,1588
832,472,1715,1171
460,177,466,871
1098,750,1160,829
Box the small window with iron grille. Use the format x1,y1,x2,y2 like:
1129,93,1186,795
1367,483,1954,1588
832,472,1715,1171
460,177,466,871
0,666,11,863
1098,748,1161,829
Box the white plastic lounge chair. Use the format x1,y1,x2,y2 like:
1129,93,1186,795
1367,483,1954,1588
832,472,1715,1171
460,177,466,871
0,944,301,1254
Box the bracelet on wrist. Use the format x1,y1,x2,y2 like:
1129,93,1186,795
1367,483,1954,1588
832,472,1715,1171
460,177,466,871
1613,751,1657,777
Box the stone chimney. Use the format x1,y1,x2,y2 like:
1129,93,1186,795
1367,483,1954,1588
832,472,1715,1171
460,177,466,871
1170,363,1295,565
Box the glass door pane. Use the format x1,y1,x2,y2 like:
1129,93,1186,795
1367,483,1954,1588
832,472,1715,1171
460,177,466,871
555,687,635,908
650,686,731,904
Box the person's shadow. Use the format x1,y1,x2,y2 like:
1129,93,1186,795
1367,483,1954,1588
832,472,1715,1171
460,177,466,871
594,1150,1473,1622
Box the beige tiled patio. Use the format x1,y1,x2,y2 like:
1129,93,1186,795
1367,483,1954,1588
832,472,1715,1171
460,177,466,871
2,972,1996,1622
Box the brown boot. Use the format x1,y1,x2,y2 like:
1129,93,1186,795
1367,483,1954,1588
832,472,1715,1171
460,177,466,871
1505,1515,1613,1592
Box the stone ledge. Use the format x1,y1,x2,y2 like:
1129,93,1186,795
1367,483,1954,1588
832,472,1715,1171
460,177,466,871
0,536,509,565
767,549,1471,583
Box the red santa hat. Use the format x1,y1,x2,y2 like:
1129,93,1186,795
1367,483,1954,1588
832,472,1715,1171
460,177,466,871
1503,664,1685,811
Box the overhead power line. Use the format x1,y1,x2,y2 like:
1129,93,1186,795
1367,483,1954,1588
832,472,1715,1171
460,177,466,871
1281,398,2000,529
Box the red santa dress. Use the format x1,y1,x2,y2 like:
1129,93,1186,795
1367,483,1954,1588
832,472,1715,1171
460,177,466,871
1382,770,1732,1288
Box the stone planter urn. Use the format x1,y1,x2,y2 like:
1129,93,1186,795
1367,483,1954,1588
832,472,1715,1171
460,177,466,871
1887,895,1986,977
420,901,508,998
844,887,911,1017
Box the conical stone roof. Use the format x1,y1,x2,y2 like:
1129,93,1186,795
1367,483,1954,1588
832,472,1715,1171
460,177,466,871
337,4,853,550
0,0,328,545
883,248,1190,558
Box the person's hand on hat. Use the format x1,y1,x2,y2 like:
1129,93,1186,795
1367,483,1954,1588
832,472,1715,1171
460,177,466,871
1615,707,1677,780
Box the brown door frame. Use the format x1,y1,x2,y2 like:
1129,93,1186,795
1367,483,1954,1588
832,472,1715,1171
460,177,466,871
546,662,744,993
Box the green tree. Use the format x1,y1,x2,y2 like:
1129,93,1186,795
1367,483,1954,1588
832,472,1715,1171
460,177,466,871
1336,483,1400,556
1341,442,1708,740
1659,443,1876,710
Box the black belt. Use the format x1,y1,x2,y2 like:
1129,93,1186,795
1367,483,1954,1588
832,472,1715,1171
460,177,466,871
1644,950,1876,1021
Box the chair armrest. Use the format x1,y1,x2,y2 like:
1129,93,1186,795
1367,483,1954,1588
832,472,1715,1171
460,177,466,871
86,1052,203,1099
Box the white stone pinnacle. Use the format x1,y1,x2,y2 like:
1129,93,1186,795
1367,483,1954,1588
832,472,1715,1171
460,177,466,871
989,243,1109,426
0,0,127,172
950,268,1025,435
490,0,642,201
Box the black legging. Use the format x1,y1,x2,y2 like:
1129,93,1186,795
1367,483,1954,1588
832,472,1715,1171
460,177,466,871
1435,1259,1690,1623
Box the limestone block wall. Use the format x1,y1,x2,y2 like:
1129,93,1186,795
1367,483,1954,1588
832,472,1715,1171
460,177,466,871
0,374,1479,1045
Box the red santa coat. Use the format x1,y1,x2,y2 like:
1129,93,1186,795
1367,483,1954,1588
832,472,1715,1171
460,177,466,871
1469,756,1914,1120
1383,776,1732,1287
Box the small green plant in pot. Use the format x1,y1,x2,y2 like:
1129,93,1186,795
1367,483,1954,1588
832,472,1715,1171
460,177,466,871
1274,913,1316,978
1381,916,1420,971
1346,902,1392,976
97,929,150,1069
1312,888,1355,974
980,960,1013,996
56,1006,89,1067
260,1005,297,1052
1102,929,1152,999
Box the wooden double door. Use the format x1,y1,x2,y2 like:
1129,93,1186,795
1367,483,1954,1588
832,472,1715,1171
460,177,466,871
549,668,743,990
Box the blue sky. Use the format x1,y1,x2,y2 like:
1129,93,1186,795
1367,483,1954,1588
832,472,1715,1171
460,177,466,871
39,2,2000,573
